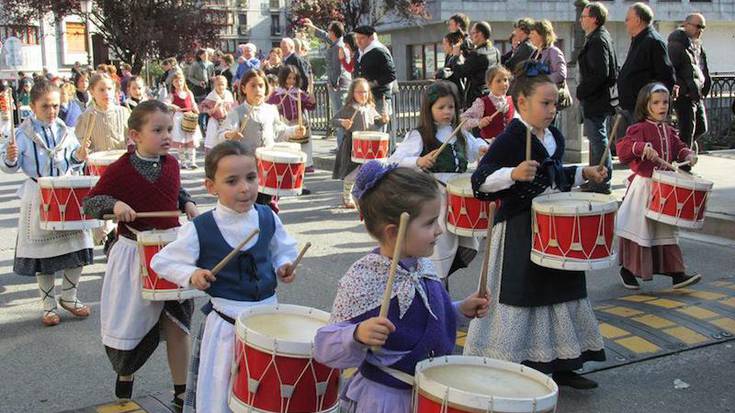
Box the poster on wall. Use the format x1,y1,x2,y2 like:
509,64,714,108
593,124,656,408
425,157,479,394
2,37,24,68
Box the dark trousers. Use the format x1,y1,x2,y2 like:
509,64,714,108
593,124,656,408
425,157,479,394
674,97,707,147
583,114,612,192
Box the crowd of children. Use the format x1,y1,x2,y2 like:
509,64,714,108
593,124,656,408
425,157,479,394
0,42,705,412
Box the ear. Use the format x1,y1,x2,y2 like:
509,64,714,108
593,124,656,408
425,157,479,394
517,94,528,113
204,178,217,196
381,222,398,244
128,129,142,145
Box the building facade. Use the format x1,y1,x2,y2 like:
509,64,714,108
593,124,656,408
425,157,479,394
204,0,289,57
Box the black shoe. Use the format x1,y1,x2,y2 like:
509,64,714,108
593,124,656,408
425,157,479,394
669,272,702,289
170,395,184,413
619,267,640,290
300,188,312,195
552,371,598,389
115,375,134,399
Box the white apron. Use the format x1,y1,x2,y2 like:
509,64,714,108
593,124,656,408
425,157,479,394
204,117,224,149
196,295,278,413
616,174,678,248
15,179,93,259
172,112,203,147
101,236,164,350
432,173,479,279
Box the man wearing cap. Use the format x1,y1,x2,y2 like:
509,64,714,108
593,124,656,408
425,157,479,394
353,26,396,119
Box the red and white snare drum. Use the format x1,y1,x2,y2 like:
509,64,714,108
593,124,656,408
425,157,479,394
446,175,497,237
137,228,205,301
256,147,307,196
230,304,340,413
351,131,389,164
531,192,617,271
181,112,199,134
414,356,558,413
645,170,713,229
86,150,126,176
38,176,102,230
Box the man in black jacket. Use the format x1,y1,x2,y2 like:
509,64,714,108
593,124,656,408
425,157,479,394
281,37,310,91
617,3,675,117
449,21,501,109
668,13,711,147
504,18,536,72
577,2,618,194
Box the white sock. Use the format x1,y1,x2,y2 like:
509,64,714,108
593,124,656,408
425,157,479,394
36,273,57,312
189,148,197,165
61,267,83,303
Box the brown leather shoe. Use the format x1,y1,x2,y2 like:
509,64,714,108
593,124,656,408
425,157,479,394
59,299,91,318
42,310,61,327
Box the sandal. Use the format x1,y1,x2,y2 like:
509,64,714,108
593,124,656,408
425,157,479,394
41,309,61,327
59,298,91,318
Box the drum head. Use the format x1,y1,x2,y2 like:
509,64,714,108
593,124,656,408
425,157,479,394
416,356,558,412
532,192,617,215
256,147,307,163
37,175,100,188
236,304,330,356
652,170,713,192
352,131,389,141
446,174,475,196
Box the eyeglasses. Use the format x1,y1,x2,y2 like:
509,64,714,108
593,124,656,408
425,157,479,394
580,14,592,18
687,22,706,30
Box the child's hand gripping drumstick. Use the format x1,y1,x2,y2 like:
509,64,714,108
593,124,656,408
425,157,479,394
370,212,410,353
431,119,467,161
277,242,312,284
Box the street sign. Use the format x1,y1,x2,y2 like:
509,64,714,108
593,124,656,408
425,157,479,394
2,36,23,68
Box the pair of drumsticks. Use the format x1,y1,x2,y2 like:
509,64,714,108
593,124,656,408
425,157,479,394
108,211,312,277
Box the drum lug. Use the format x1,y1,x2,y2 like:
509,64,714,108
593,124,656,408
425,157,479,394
570,242,583,251
315,381,328,396
676,202,684,212
596,235,606,245
248,378,260,394
548,239,559,248
280,384,296,398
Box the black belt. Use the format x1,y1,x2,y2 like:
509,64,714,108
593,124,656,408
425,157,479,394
213,307,236,325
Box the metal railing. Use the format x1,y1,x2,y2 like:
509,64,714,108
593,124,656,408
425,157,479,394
702,73,735,149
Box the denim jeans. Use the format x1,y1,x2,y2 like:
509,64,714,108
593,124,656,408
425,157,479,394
583,114,612,192
328,87,347,147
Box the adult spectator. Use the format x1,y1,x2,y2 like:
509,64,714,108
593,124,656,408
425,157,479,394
353,25,396,138
262,48,283,77
436,31,466,103
187,48,212,101
281,38,311,91
339,33,358,74
529,19,570,125
446,13,473,53
294,38,314,89
303,18,352,148
216,53,235,87
233,43,261,89
501,32,516,66
448,21,501,109
578,2,618,194
504,18,536,72
668,13,711,148
617,2,675,133
119,63,133,96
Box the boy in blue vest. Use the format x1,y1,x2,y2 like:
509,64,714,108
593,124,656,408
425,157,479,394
151,140,298,413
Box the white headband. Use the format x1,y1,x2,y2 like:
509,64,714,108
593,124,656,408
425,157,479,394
650,83,669,94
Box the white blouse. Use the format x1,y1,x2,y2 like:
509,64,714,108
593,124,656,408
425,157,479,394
151,201,298,288
388,123,488,169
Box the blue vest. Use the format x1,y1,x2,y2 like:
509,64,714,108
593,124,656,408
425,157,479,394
193,204,277,304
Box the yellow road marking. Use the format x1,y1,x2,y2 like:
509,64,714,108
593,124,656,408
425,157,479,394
632,314,676,329
599,323,630,339
619,294,657,303
456,335,466,347
720,297,735,308
663,326,708,345
647,298,686,309
676,306,719,320
710,318,735,334
710,281,733,288
96,401,141,413
601,306,644,317
616,336,660,353
675,289,727,300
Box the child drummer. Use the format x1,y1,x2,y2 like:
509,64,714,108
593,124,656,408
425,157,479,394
0,80,94,327
615,82,700,290
464,61,607,389
151,140,299,413
83,100,199,405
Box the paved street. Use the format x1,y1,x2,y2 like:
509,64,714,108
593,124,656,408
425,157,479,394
1,151,734,412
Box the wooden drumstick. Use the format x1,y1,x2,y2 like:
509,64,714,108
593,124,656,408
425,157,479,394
598,114,622,169
525,127,532,161
5,89,15,145
477,202,497,300
291,242,312,271
210,229,260,276
83,112,97,149
103,210,181,220
432,119,467,161
372,212,410,352
296,89,303,128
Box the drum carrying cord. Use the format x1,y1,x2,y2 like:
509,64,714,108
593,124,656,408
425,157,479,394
229,337,339,413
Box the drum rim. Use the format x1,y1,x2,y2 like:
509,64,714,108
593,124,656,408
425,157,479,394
651,170,713,191
352,131,390,140
644,209,705,229
228,390,340,413
141,287,206,301
39,220,103,230
256,147,307,163
415,356,558,411
87,149,128,163
137,227,179,244
530,250,618,271
532,192,618,215
235,304,330,357
37,175,100,187
446,174,478,196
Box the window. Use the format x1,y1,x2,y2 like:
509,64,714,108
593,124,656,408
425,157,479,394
65,22,87,53
407,43,443,80
238,14,247,25
0,25,40,45
269,0,280,8
270,14,281,36
408,45,423,80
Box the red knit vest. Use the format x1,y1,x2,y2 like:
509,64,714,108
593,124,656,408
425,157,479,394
86,152,181,238
480,95,515,140
172,92,194,112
